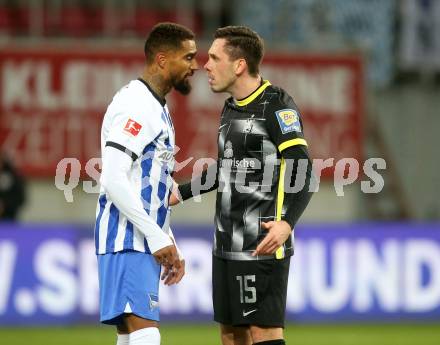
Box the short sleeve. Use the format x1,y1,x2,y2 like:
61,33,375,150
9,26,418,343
265,101,308,153
106,106,162,159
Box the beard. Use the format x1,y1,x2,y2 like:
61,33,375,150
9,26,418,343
173,75,192,95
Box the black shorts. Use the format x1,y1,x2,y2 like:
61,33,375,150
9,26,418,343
212,255,290,327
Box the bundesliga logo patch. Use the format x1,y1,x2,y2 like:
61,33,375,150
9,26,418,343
123,118,142,136
275,109,301,134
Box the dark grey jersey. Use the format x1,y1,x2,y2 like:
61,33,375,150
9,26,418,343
214,81,308,261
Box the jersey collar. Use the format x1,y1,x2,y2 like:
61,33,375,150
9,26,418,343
137,78,166,107
234,80,271,107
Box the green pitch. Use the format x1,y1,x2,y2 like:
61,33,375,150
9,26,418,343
1,323,439,345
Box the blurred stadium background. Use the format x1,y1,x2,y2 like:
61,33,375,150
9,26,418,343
0,0,439,344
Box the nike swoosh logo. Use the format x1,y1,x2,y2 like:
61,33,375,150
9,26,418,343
242,309,257,317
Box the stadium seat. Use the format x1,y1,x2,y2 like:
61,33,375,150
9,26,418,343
0,6,11,33
88,7,104,35
134,9,161,36
60,6,89,36
10,6,31,35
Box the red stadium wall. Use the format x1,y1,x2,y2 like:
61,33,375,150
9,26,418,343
0,46,363,180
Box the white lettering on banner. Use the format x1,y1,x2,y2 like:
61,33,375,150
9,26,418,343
2,60,33,108
263,66,353,115
308,239,351,312
353,240,400,312
287,238,440,313
14,288,37,316
35,240,77,315
35,62,59,109
63,62,141,110
1,112,100,167
0,241,17,314
404,240,440,312
63,62,92,111
1,59,142,111
160,239,213,313
2,61,59,110
1,235,439,320
78,240,99,314
286,241,306,311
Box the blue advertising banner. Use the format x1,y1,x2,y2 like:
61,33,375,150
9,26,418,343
0,223,439,325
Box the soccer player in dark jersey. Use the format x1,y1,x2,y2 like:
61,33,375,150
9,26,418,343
171,26,313,345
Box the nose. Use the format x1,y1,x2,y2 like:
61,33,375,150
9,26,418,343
192,59,199,71
204,60,210,71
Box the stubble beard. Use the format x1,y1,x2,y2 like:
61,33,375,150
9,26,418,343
173,75,192,95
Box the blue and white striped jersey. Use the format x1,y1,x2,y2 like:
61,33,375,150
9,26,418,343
94,79,175,255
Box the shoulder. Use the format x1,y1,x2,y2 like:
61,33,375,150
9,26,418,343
262,84,304,134
104,82,164,138
113,80,137,101
116,80,156,107
262,84,301,119
114,80,162,118
264,84,298,112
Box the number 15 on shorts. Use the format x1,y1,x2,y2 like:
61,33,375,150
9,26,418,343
236,275,256,303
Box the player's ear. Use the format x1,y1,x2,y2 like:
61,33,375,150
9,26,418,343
155,52,167,69
235,58,247,76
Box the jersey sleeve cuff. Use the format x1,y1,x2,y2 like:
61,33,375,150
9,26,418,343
148,232,173,254
278,138,308,152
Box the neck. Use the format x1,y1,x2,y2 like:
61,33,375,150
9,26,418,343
141,66,170,99
231,74,262,100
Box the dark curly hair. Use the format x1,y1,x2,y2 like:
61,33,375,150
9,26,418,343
144,22,195,64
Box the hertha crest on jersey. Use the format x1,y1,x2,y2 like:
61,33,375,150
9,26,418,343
124,119,142,136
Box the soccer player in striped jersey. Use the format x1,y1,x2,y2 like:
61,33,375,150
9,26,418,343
94,23,198,345
172,26,314,345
